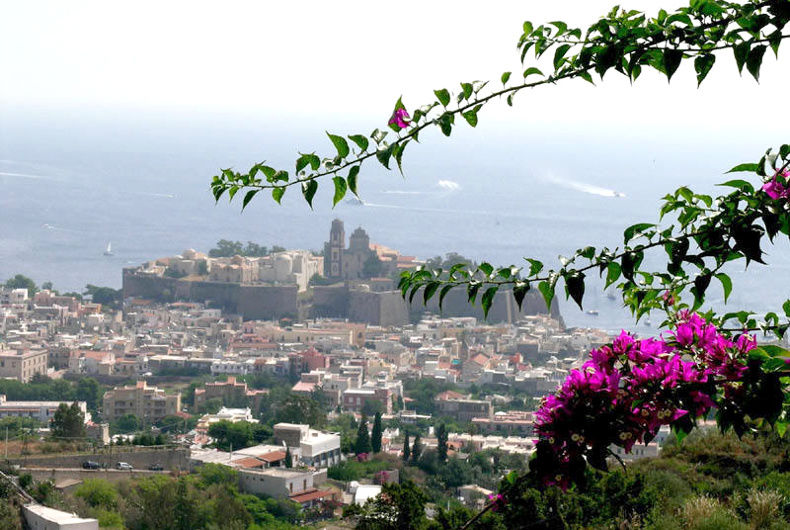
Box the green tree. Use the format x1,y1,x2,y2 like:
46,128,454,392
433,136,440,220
371,412,383,453
3,274,36,296
208,420,255,451
75,479,118,510
75,377,102,413
361,254,384,278
402,433,410,462
284,446,293,468
353,481,429,530
437,423,448,464
51,402,85,439
273,393,326,428
112,413,140,433
0,500,21,530
208,239,244,257
355,415,372,455
410,433,421,465
83,284,121,309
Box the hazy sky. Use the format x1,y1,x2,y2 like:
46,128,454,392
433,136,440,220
2,0,788,139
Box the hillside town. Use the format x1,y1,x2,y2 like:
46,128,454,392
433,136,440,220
0,221,658,528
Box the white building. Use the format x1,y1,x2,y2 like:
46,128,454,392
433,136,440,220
23,504,98,530
0,395,89,424
0,288,29,306
211,358,255,376
273,423,342,468
238,468,314,497
197,407,257,432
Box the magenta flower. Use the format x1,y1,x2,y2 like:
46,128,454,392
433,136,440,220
533,313,759,487
388,108,410,129
762,170,790,199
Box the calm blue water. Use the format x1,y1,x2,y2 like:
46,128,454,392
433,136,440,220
1,107,788,332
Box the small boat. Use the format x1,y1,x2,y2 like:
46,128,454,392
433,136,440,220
344,197,365,206
103,242,114,256
586,309,599,316
606,290,617,301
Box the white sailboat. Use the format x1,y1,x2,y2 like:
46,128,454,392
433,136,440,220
103,242,114,256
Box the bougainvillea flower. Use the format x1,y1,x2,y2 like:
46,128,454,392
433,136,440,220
533,313,758,487
388,108,410,129
762,170,790,199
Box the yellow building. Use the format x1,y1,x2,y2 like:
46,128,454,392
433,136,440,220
102,381,181,421
0,348,48,382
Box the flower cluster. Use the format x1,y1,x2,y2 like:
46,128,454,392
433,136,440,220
533,313,755,487
762,169,790,200
487,493,507,512
388,108,410,129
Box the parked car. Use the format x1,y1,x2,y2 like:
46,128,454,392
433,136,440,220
82,461,100,470
116,462,133,470
148,463,164,471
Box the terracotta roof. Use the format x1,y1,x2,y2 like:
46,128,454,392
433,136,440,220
259,451,287,463
292,381,316,393
435,390,466,401
290,488,334,503
234,457,265,469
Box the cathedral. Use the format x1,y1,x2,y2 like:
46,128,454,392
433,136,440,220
323,219,385,280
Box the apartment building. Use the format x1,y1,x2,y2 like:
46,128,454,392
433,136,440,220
0,348,48,382
102,381,181,421
193,376,266,410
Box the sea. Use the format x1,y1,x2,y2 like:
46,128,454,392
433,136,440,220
1,107,788,334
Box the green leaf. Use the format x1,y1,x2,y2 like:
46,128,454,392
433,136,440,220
438,285,454,310
715,273,732,303
693,54,715,86
326,132,350,158
538,281,555,311
523,67,543,79
423,281,440,305
783,299,790,317
481,286,499,319
434,89,451,107
301,180,318,208
271,187,285,204
296,153,319,173
376,144,394,169
460,82,473,100
734,41,750,74
553,44,572,69
462,109,478,127
605,262,621,289
718,178,755,192
467,282,481,304
513,281,530,310
501,71,512,85
624,223,655,244
332,176,347,207
241,189,258,210
776,421,788,438
371,129,388,144
478,262,494,277
662,49,683,81
349,135,369,152
347,166,360,197
746,45,767,82
525,259,543,276
565,272,585,310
